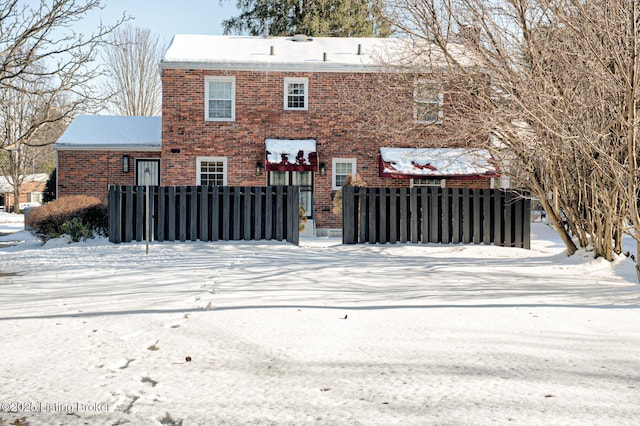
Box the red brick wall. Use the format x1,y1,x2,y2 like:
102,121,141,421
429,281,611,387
57,150,160,203
161,68,490,230
445,177,493,188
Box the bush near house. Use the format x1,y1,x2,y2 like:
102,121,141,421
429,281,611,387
42,168,57,203
25,195,108,241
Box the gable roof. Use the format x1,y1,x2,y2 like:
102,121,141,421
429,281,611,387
55,115,161,151
161,35,475,73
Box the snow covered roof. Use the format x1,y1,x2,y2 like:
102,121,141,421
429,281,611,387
161,35,475,72
379,148,500,179
0,173,48,193
55,115,161,151
265,139,318,172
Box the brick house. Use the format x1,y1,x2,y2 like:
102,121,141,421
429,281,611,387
0,173,48,212
56,35,500,236
55,115,162,200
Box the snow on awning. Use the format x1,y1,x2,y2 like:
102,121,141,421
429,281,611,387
379,148,500,179
265,139,318,172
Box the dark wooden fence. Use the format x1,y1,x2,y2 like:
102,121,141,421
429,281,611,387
342,187,530,248
108,185,300,245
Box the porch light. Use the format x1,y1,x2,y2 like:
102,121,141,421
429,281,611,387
123,155,130,173
319,162,326,176
256,161,264,176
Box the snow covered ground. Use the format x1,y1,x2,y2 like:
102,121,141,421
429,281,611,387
0,212,639,425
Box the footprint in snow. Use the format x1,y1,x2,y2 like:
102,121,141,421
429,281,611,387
141,376,158,387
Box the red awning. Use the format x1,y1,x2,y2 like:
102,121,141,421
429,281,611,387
379,147,500,179
265,139,318,172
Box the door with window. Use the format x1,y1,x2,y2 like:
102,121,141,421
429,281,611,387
136,159,160,186
268,171,313,218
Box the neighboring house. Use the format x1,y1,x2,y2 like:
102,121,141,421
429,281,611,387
0,173,48,212
56,35,500,236
55,115,162,201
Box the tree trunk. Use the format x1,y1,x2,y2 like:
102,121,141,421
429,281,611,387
12,182,20,213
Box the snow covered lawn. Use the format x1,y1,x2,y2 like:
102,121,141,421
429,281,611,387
0,216,639,425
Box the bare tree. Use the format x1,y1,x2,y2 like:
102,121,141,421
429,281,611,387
0,0,127,211
101,25,163,116
378,0,640,264
0,72,71,211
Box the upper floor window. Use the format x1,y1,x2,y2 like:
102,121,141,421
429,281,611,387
205,76,235,121
284,77,308,110
414,80,443,124
197,157,227,186
332,158,356,190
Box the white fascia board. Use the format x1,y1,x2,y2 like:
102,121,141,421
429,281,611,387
160,60,386,73
55,145,161,152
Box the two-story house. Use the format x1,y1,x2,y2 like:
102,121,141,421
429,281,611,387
56,35,500,236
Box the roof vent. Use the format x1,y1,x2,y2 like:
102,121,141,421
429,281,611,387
291,34,310,42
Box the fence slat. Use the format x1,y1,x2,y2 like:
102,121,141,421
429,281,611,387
515,196,524,248
108,186,119,243
178,186,187,242
473,189,481,244
452,189,460,244
254,186,263,240
135,186,144,242
379,188,388,244
243,187,252,240
200,186,209,241
523,198,531,249
275,186,284,241
359,187,367,243
399,188,408,243
189,186,197,241
493,190,502,246
389,188,397,243
342,186,355,244
222,186,231,241
409,188,419,243
369,188,378,243
124,186,133,242
442,188,450,243
287,186,300,245
483,189,492,244
462,189,471,244
429,187,439,243
505,191,513,247
420,188,429,243
211,186,220,241
265,186,273,240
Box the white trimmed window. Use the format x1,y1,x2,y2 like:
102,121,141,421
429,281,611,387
284,77,308,110
414,80,443,124
205,76,235,121
411,178,444,188
197,157,227,186
28,192,43,203
332,158,356,190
